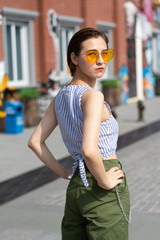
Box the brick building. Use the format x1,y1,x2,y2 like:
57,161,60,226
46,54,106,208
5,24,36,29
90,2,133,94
0,0,127,88
0,0,160,100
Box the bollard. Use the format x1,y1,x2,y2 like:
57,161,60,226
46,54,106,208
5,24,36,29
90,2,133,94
137,100,145,121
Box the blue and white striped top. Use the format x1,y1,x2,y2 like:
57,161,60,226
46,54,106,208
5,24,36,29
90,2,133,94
54,85,119,187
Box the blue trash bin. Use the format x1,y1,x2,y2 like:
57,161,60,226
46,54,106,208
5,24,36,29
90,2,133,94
5,101,24,134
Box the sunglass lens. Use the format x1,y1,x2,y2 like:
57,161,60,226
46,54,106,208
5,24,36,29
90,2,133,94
86,50,98,63
102,49,114,62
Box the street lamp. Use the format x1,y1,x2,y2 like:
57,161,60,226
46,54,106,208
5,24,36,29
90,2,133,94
135,12,147,121
135,14,144,101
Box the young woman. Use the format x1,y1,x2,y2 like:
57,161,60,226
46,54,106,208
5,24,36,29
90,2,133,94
28,28,130,240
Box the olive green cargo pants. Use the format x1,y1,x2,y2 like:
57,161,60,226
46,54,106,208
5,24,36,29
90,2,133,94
62,159,130,240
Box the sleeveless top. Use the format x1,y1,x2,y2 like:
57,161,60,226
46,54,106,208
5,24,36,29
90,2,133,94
54,85,119,187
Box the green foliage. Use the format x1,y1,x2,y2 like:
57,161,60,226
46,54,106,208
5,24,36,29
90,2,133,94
18,88,40,100
101,79,118,88
154,74,160,81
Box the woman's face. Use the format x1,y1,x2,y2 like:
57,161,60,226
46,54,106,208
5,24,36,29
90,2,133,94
74,36,108,80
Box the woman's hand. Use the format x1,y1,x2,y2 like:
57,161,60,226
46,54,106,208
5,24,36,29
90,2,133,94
97,167,124,190
64,168,73,180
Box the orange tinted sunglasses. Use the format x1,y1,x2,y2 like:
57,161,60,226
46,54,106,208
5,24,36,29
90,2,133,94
78,49,114,63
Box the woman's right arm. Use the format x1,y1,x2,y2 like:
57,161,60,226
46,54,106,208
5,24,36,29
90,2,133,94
28,98,72,180
81,89,124,190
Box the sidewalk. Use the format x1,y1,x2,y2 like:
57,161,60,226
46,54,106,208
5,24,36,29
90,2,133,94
1,96,159,183
0,96,160,239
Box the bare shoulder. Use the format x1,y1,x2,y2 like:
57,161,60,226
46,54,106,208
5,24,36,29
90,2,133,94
81,88,104,113
82,88,104,103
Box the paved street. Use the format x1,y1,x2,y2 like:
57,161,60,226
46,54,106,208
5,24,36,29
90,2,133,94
118,131,160,240
0,96,160,239
0,131,160,239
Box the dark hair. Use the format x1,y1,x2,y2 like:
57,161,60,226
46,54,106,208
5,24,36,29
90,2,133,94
67,28,109,76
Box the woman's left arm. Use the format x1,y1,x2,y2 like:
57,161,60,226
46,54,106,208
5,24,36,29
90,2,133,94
28,98,72,179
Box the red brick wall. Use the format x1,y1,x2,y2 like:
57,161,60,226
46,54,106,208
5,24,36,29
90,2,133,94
81,0,115,28
113,0,127,73
53,0,82,17
0,0,38,12
0,0,128,84
37,0,54,83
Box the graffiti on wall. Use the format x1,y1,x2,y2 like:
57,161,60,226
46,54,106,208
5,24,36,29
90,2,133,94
119,65,129,103
143,66,155,99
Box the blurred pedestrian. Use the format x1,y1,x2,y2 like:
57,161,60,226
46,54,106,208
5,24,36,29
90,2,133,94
28,28,130,240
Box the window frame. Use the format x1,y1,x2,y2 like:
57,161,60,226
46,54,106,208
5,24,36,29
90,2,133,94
57,15,83,85
2,7,39,88
152,29,160,74
6,21,29,86
96,21,116,81
59,26,75,85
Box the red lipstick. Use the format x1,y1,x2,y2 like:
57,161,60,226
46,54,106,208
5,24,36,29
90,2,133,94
96,68,104,71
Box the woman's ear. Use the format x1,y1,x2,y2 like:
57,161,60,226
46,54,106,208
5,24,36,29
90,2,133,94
70,52,78,66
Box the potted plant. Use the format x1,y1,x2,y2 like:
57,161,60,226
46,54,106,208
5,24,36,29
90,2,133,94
101,79,120,119
101,79,120,107
18,88,40,127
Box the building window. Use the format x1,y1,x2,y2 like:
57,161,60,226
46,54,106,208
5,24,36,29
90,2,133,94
97,21,116,81
6,22,29,85
2,7,39,88
59,27,75,84
152,31,160,73
58,15,83,85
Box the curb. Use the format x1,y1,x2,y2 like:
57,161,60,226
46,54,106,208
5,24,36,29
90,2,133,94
0,119,160,205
